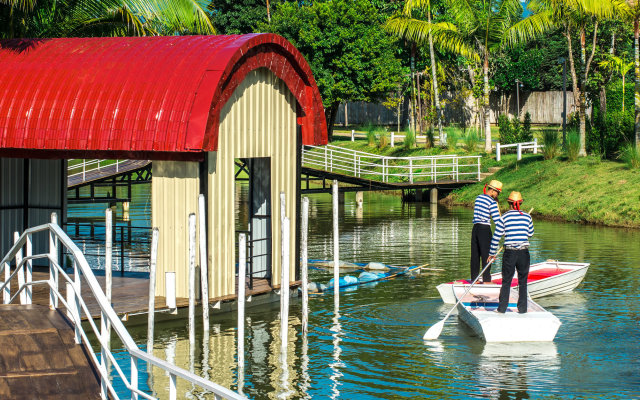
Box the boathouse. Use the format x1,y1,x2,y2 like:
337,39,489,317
0,35,327,300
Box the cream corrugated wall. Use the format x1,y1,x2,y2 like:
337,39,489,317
208,68,297,299
151,161,199,297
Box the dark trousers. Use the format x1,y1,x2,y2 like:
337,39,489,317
470,224,493,282
497,249,530,313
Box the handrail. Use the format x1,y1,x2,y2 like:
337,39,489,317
495,139,541,161
68,159,125,181
0,220,244,400
302,144,481,183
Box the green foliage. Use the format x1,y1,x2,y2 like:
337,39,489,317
498,114,516,144
511,117,522,142
365,124,377,147
403,129,416,150
463,130,480,152
565,130,581,162
541,129,559,160
261,0,403,133
618,144,640,169
591,110,634,158
425,128,435,149
446,129,459,149
521,112,533,142
378,130,390,149
210,0,278,34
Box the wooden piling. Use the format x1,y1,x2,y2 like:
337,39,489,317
188,213,196,347
280,216,290,356
301,197,309,335
332,180,339,309
147,228,159,355
198,194,210,334
238,233,246,392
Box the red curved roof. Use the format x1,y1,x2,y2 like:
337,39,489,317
0,34,327,160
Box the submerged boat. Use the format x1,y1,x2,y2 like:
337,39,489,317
437,260,589,304
454,285,561,342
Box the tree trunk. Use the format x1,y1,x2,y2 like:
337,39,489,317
428,7,444,144
483,53,492,152
266,0,271,22
635,18,640,148
410,44,417,134
578,26,587,156
325,103,340,142
417,72,422,134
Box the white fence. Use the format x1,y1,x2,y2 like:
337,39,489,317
348,130,442,147
68,159,125,181
0,217,244,400
496,139,542,161
302,145,481,183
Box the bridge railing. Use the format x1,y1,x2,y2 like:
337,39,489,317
0,216,245,400
302,145,481,183
496,139,542,161
68,159,125,181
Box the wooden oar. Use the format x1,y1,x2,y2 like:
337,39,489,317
423,247,503,341
381,263,429,281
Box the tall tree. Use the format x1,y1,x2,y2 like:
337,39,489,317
628,0,640,148
259,0,403,140
386,0,551,152
600,55,634,112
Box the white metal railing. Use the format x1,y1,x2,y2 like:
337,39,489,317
348,129,440,146
0,217,244,400
496,139,542,161
302,144,481,183
67,159,124,181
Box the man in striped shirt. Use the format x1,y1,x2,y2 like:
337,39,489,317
470,179,502,283
488,191,534,313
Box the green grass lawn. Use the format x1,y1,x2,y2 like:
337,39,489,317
445,155,640,228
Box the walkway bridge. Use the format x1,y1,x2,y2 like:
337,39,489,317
0,220,244,400
300,145,481,194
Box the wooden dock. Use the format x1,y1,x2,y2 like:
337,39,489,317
0,304,101,400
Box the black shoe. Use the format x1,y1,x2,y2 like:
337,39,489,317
518,310,527,314
494,309,506,314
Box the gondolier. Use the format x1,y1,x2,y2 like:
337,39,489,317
488,191,534,314
470,179,502,283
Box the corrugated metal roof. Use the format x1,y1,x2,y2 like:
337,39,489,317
0,34,327,160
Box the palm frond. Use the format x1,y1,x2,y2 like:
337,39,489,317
502,10,556,48
0,0,37,11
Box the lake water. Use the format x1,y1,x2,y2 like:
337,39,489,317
70,186,640,399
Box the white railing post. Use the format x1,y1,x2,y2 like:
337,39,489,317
324,146,328,170
26,232,32,304
517,143,522,160
73,259,81,344
455,157,459,181
49,212,59,309
332,180,339,310
198,195,210,334
100,310,108,400
2,256,9,304
409,159,413,184
14,232,25,305
238,233,246,383
431,158,436,182
130,355,139,400
351,129,355,141
188,213,197,348
169,373,177,400
82,160,86,181
477,157,481,181
147,228,159,355
496,142,501,162
391,132,395,147
534,138,538,154
301,198,309,335
280,216,290,356
105,208,113,350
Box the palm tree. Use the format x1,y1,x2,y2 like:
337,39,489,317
600,55,634,112
386,0,551,152
528,0,629,156
628,0,640,148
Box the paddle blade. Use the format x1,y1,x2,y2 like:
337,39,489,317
423,320,444,341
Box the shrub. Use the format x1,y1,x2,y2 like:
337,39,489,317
498,114,515,144
377,129,389,149
447,130,459,149
590,110,633,158
511,117,522,142
542,129,559,160
618,144,640,169
365,124,376,147
521,112,533,142
425,128,435,149
565,130,581,161
404,128,416,150
463,130,480,152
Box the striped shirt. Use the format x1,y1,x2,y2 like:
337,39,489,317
489,210,534,255
472,194,501,225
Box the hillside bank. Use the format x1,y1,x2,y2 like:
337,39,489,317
444,156,640,228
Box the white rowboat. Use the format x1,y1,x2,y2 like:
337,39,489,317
454,285,561,342
437,260,589,304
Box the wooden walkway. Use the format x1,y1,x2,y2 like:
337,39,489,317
0,304,101,400
67,159,150,188
28,269,297,319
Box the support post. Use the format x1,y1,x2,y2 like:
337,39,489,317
351,129,355,142
430,188,438,204
517,143,522,161
14,232,25,305
49,212,59,309
26,233,32,304
496,142,501,162
391,131,395,147
332,180,339,309
355,192,364,207
198,194,210,334
105,208,112,349
147,228,159,355
238,233,246,374
301,198,309,335
280,216,290,356
534,138,538,154
188,213,196,347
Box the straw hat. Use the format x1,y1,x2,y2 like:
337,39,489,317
507,191,523,203
486,180,503,193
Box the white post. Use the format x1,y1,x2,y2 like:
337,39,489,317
2,256,9,304
49,212,58,309
25,233,32,304
188,213,197,347
409,159,413,184
534,138,538,154
165,272,176,310
238,233,246,388
332,180,339,310
73,260,81,344
130,355,139,400
496,142,501,162
198,194,210,334
477,157,481,181
391,132,395,147
301,198,309,335
351,129,355,142
517,143,522,160
100,310,108,399
280,216,291,356
14,232,25,305
105,208,113,350
147,228,159,355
